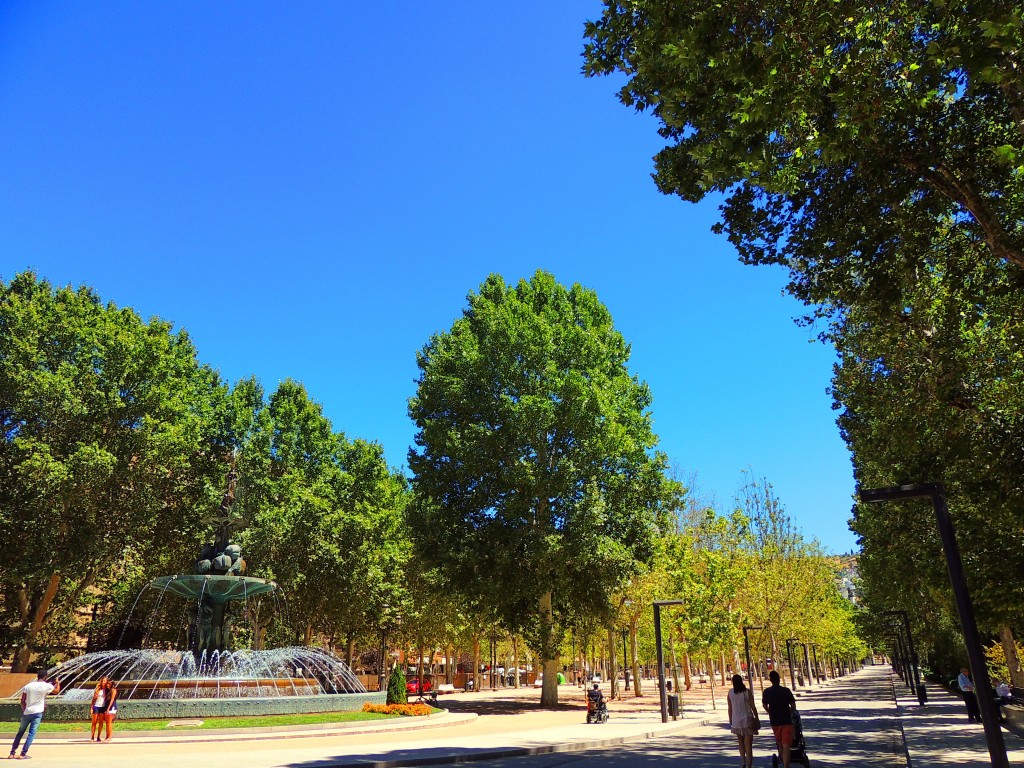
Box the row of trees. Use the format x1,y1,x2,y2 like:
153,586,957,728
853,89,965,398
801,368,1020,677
582,0,1024,677
0,269,861,698
0,272,408,671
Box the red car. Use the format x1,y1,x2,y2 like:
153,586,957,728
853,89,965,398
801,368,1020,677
406,677,432,694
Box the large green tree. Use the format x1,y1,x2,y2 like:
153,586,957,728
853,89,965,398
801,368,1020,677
236,379,410,649
0,272,227,670
583,0,1024,305
407,270,675,706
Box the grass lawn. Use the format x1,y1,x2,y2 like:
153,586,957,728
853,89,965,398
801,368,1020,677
0,709,426,733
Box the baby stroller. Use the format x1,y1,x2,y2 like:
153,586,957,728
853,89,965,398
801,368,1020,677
586,697,609,724
771,709,810,768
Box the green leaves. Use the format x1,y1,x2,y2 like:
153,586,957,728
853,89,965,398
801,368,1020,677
408,271,674,703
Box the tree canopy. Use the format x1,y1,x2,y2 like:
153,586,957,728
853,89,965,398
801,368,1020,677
584,0,1024,310
407,270,676,705
0,271,227,670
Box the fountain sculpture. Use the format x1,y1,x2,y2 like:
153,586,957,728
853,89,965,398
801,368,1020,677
1,465,384,722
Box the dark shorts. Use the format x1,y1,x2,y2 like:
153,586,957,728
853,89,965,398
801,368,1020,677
772,724,795,746
92,706,104,714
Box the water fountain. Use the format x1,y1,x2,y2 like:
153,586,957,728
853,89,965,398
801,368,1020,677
1,468,385,722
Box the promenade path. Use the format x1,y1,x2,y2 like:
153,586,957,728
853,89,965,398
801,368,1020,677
5,666,1022,766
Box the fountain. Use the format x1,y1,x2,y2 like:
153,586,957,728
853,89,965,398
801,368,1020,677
1,466,385,722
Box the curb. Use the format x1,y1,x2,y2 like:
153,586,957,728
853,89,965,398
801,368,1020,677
0,710,476,743
292,715,713,768
888,673,915,767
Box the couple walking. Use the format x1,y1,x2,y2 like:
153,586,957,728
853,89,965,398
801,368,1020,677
727,670,798,768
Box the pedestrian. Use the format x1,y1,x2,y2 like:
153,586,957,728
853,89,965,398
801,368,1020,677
90,677,110,741
9,670,61,759
762,669,797,768
727,674,759,768
958,667,982,722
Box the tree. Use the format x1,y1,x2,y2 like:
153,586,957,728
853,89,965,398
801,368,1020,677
237,380,411,648
407,271,675,706
583,0,1024,308
0,272,227,670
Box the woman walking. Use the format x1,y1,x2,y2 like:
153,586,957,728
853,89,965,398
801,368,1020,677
727,674,759,768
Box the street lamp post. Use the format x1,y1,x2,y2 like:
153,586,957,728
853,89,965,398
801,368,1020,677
654,600,685,723
743,625,763,689
884,609,926,705
861,483,1007,768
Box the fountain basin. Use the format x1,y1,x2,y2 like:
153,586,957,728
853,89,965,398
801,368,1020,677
150,574,276,604
0,691,384,722
1,647,383,722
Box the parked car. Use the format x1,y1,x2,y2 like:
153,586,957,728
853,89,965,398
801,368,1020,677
406,677,432,694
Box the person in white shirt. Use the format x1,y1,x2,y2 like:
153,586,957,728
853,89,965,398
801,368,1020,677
9,671,60,759
958,667,981,723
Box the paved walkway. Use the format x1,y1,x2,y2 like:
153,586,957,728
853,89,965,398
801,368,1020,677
890,669,1024,766
5,668,1022,766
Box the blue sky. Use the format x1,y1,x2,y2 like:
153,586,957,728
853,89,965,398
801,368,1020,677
0,1,857,552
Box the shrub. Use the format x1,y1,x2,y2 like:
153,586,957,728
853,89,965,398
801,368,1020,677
386,665,408,704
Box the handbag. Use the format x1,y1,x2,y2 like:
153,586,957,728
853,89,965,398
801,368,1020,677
747,689,761,732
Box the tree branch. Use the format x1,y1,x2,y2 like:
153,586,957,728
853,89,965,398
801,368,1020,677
918,163,1024,269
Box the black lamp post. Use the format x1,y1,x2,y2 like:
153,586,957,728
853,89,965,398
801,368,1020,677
860,483,1007,768
743,625,763,688
653,600,684,723
884,609,926,705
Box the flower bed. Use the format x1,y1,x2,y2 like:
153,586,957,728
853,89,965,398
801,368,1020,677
362,702,432,717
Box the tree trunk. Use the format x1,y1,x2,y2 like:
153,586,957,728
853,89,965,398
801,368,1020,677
11,573,62,673
707,653,716,710
1001,627,1024,689
346,636,355,667
720,650,727,685
608,626,619,699
668,633,682,696
683,651,692,691
473,637,481,692
513,637,520,688
538,590,560,706
631,624,642,696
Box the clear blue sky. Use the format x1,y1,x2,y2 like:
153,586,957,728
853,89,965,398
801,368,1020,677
0,1,857,552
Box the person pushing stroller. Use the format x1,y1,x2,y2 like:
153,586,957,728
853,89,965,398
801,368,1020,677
762,670,798,767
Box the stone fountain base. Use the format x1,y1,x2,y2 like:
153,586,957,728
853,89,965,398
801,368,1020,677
0,690,385,722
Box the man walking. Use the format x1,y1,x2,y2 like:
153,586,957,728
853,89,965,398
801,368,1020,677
958,667,982,723
762,670,797,768
9,670,60,759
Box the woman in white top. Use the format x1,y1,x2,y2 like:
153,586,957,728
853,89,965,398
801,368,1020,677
727,674,758,768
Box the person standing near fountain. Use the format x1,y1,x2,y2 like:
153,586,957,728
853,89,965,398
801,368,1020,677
90,677,109,741
90,678,118,741
8,671,60,759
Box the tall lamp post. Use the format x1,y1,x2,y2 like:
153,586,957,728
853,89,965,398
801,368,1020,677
860,483,1007,768
743,625,763,688
654,600,685,723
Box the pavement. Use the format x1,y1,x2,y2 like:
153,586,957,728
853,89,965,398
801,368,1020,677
890,668,1024,766
4,667,1023,766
